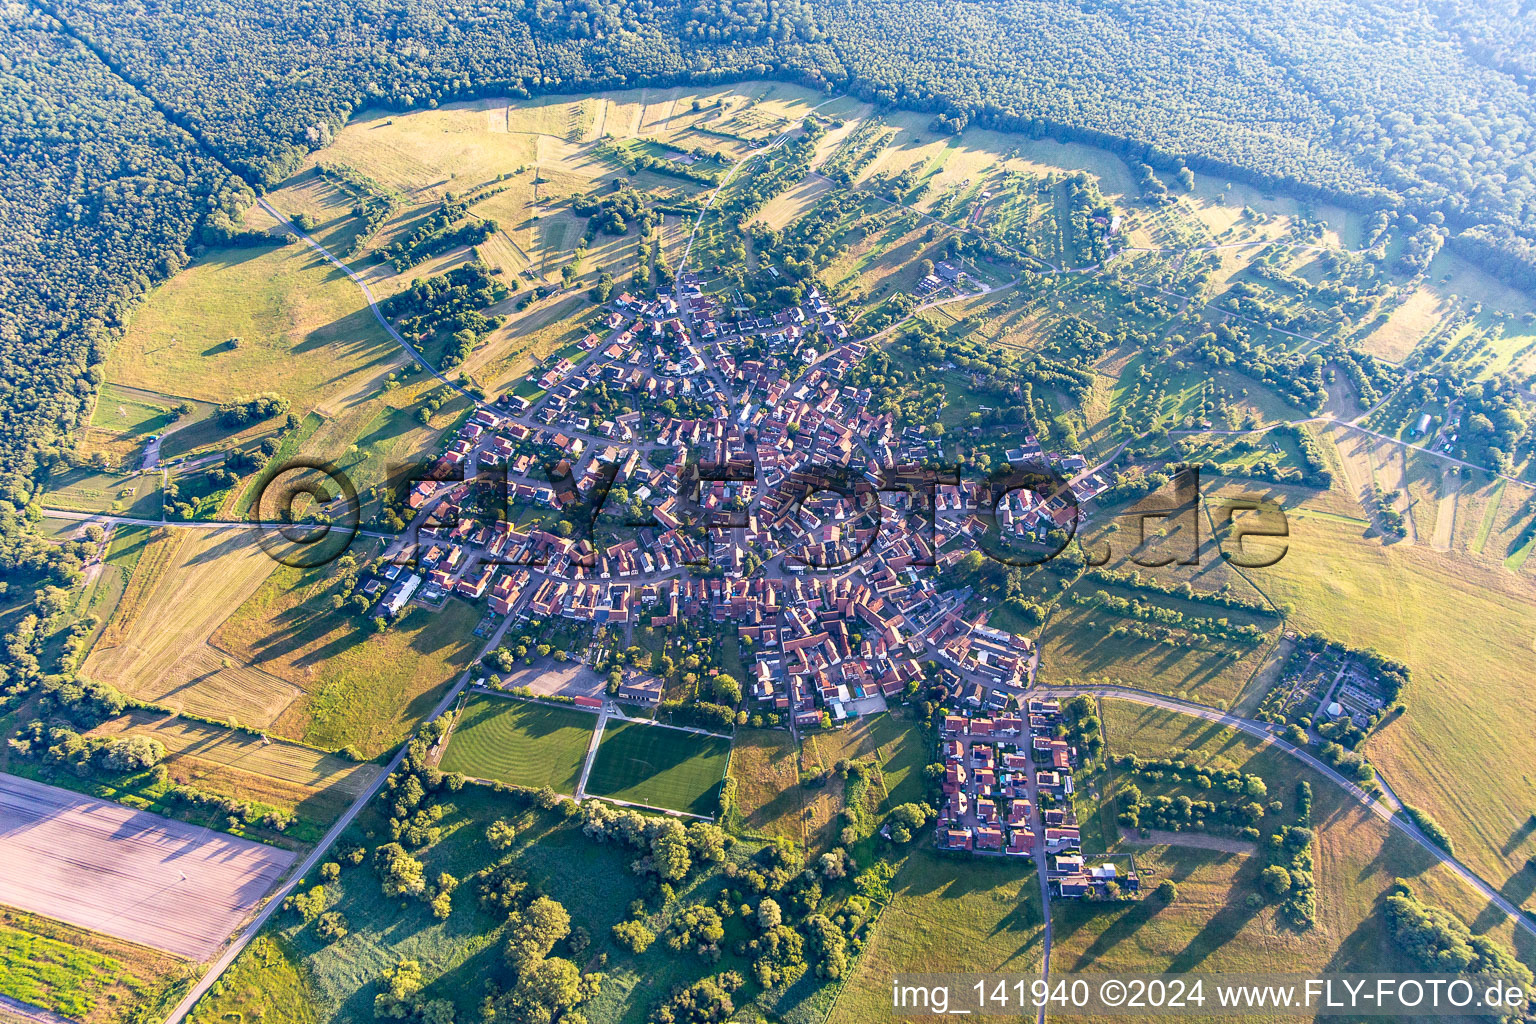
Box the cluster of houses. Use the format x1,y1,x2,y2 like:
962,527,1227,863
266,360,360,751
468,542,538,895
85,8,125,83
936,699,1136,896
365,273,1108,728
938,698,1076,858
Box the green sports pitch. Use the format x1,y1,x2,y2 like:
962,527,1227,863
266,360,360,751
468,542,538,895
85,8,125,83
439,693,595,795
584,720,732,817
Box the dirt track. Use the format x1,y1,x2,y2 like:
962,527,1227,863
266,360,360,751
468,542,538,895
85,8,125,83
0,774,294,960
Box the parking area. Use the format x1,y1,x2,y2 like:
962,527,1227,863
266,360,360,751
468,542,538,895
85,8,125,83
498,658,606,700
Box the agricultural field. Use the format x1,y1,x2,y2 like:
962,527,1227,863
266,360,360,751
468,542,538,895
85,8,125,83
727,715,927,852
214,558,484,755
85,710,377,828
0,774,295,960
800,713,928,845
103,235,405,422
82,526,298,728
1035,578,1283,710
1246,511,1536,897
39,467,162,519
77,383,179,469
438,693,594,794
65,523,155,655
75,525,482,758
828,848,1046,1024
583,720,732,817
1050,700,1536,995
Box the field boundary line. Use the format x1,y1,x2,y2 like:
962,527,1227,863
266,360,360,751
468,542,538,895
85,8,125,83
574,707,610,800
636,716,733,741
585,793,714,821
469,685,603,715
457,773,580,801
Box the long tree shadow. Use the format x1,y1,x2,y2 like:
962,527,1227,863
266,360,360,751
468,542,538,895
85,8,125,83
1324,889,1393,972
1063,897,1164,970
1474,864,1536,935
1502,814,1536,857
1053,845,1223,950
1164,893,1265,973
181,526,267,565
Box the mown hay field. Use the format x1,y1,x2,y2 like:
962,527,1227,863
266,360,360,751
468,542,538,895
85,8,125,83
83,526,299,728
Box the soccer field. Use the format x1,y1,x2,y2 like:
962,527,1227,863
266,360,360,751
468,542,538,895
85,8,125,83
439,694,595,795
584,720,732,817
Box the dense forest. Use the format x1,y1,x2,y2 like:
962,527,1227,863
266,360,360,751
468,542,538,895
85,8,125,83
30,0,1536,289
0,7,249,691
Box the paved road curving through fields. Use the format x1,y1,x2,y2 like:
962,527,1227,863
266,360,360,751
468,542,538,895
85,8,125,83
1032,684,1536,940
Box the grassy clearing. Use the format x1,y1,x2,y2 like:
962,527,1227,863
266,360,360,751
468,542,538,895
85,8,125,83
805,714,927,810
296,382,471,523
785,714,929,853
828,847,1044,1024
40,467,162,519
439,694,594,794
105,236,405,418
216,559,484,756
186,934,315,1024
726,727,806,843
462,291,595,393
1359,284,1447,362
584,719,731,817
0,909,186,1024
1036,598,1278,709
67,523,155,657
158,396,262,462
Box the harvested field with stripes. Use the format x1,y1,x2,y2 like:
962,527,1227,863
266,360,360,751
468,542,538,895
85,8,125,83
86,712,377,824
83,527,298,728
0,774,294,961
